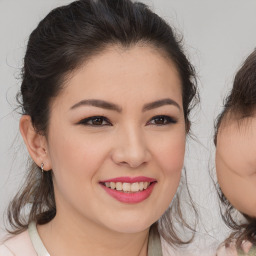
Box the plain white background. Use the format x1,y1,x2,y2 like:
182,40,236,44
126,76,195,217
1,0,256,254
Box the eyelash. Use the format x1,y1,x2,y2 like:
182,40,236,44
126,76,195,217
146,115,177,126
77,116,112,126
77,115,177,127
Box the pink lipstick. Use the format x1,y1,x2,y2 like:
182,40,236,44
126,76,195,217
99,176,157,204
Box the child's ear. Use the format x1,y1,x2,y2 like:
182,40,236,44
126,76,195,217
19,115,51,171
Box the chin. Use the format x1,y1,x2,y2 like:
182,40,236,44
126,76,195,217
104,217,156,234
112,225,152,234
245,209,256,219
236,204,256,219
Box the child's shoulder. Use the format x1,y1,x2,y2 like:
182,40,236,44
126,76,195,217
0,230,36,256
216,241,255,256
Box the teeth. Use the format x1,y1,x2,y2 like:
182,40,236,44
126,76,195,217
110,182,116,189
123,183,131,192
131,182,139,192
143,182,149,189
104,181,152,192
116,182,122,191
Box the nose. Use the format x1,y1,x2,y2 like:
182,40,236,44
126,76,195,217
111,126,151,168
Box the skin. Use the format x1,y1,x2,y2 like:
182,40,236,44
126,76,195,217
216,116,256,218
20,45,186,256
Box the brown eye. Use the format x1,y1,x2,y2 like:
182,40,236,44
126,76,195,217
147,115,177,126
78,116,111,126
154,116,166,125
91,117,104,125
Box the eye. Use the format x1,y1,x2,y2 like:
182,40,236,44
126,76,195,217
146,115,177,126
78,116,112,126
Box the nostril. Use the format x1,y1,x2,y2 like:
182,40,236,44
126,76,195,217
111,136,150,168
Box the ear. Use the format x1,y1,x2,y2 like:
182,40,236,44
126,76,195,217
19,115,51,171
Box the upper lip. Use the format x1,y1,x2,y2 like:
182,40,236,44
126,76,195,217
100,176,156,183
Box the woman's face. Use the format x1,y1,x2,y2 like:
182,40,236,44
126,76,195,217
45,45,186,233
216,116,256,217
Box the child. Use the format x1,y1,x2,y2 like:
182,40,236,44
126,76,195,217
215,49,256,255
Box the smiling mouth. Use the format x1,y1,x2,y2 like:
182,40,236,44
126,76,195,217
100,181,156,193
99,177,157,203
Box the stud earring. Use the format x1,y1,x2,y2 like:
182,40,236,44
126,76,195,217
41,163,44,173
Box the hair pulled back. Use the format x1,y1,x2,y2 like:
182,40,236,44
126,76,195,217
214,49,256,247
8,0,198,246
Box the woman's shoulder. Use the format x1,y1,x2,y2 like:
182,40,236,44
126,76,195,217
0,244,14,256
216,241,255,256
0,230,36,256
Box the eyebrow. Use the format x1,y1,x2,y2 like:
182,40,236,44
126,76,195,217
142,98,181,111
70,98,181,112
70,99,122,112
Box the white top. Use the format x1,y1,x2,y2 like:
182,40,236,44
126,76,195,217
28,222,50,256
0,222,163,256
0,222,49,256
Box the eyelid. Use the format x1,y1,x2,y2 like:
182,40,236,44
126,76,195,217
77,116,112,126
146,115,177,126
76,115,177,126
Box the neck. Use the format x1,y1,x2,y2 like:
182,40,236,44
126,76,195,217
38,213,150,256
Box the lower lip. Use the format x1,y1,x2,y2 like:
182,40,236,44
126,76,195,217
101,183,156,204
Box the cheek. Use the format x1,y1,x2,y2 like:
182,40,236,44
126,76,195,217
220,173,256,217
160,130,186,197
153,130,186,176
217,127,256,177
47,132,109,187
153,132,185,213
216,153,256,217
47,133,111,213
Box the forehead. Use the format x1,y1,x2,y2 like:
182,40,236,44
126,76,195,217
55,44,183,106
72,44,180,82
219,113,255,131
217,115,256,146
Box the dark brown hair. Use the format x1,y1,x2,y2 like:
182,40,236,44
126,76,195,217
214,49,256,247
7,0,199,246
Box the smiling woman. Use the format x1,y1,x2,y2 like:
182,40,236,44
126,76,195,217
0,0,199,255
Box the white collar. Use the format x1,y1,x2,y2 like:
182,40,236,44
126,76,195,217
28,222,50,256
